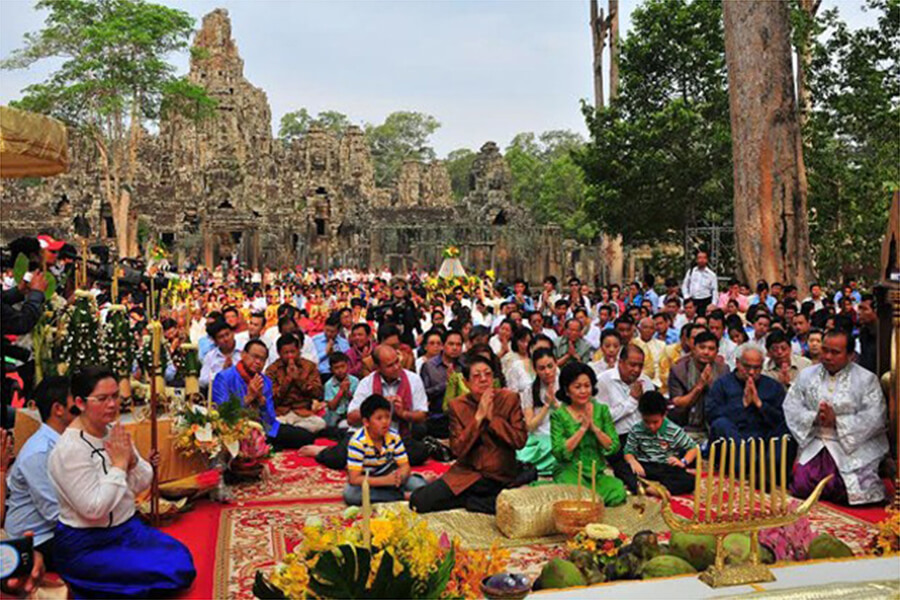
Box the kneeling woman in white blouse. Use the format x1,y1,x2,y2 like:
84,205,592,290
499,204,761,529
48,366,196,598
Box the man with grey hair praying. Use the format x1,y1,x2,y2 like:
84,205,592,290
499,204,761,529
705,342,789,445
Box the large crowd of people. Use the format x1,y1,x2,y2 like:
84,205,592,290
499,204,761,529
0,241,892,597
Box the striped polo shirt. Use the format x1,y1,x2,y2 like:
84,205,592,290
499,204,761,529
346,427,408,476
624,418,695,464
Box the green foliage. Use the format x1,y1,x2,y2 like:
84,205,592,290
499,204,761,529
61,294,102,373
802,0,899,284
2,0,213,127
444,148,477,200
103,309,134,376
302,543,455,599
575,0,732,247
44,273,57,301
505,131,596,242
252,571,288,600
365,111,441,186
278,108,351,142
13,254,29,283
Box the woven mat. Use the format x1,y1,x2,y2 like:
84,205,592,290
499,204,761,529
377,495,666,549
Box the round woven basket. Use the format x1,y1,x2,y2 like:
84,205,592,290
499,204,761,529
552,499,604,536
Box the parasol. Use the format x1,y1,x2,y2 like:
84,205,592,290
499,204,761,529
0,105,68,178
437,257,467,279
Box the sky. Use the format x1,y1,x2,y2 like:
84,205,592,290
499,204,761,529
0,0,878,158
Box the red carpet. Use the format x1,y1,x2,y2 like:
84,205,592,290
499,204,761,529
163,499,223,600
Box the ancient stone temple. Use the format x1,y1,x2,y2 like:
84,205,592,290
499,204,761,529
1,8,601,283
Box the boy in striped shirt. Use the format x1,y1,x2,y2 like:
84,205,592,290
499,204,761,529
343,394,428,505
623,391,698,496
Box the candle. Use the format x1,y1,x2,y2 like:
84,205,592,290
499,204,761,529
207,373,214,409
717,439,726,518
591,460,597,504
150,277,155,319
728,439,736,519
759,437,767,516
769,437,777,514
112,266,119,303
749,438,756,517
362,471,371,548
738,440,746,518
705,441,716,521
577,460,583,500
693,446,702,522
780,434,789,514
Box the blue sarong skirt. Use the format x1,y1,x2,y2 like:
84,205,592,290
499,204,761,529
53,515,196,598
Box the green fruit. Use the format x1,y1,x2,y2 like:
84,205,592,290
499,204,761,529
669,532,717,570
759,544,776,565
632,530,660,561
613,553,643,580
568,549,597,575
723,533,751,565
585,567,606,585
617,543,635,558
641,555,698,579
808,534,854,559
539,558,587,589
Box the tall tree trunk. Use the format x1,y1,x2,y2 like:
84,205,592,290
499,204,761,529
724,0,814,292
605,0,624,283
608,0,619,101
796,0,821,131
590,0,607,110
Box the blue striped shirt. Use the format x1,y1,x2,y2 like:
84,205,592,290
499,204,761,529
346,427,407,476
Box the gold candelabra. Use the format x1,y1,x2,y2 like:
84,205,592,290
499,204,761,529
643,437,832,588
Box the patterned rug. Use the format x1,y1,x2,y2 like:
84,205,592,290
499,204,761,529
213,492,881,600
228,450,452,503
212,502,567,600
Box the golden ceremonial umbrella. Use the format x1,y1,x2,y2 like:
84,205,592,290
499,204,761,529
0,105,68,178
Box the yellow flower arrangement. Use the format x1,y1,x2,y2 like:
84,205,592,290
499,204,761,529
869,506,900,556
258,507,509,599
270,554,310,600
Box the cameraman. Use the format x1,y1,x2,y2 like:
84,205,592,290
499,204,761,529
1,267,48,428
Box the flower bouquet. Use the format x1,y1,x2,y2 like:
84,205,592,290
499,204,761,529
172,394,254,460
228,427,272,482
253,508,510,599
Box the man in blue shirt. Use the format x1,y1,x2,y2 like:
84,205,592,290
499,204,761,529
312,313,350,379
705,342,788,443
506,278,535,312
641,274,660,312
212,340,316,449
6,376,77,573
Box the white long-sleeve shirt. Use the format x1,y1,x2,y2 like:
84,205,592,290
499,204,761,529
681,266,719,303
594,367,656,435
48,427,152,529
784,362,888,504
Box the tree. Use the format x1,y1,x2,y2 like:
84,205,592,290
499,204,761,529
802,0,899,283
576,0,732,245
505,131,596,242
2,0,215,258
365,111,440,186
278,108,351,142
444,148,477,201
723,0,813,292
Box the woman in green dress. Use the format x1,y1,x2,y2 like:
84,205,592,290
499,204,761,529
550,361,627,506
516,348,560,475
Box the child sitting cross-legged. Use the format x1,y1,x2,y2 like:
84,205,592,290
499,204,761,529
623,391,698,496
343,393,429,505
